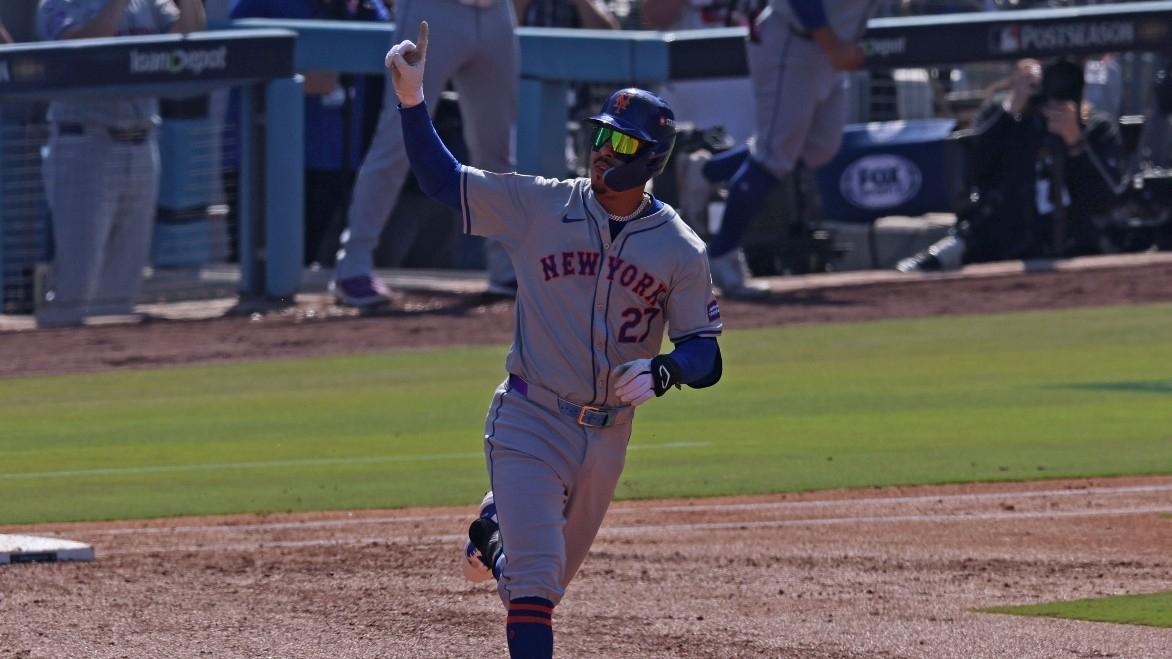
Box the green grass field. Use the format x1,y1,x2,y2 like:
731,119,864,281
2,303,1171,525
981,591,1172,628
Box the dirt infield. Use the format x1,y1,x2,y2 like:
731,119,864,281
1,477,1170,658
2,257,1171,657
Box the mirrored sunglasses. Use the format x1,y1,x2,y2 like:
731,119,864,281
591,125,644,156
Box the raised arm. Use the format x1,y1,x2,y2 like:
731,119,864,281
388,21,462,209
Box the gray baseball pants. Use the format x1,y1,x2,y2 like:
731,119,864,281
749,6,850,179
39,127,159,325
483,378,632,606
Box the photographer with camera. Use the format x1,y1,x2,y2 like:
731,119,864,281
897,58,1123,272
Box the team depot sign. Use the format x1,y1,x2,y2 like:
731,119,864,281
129,46,229,76
0,34,292,96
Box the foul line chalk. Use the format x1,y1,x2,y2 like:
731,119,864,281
100,504,1171,557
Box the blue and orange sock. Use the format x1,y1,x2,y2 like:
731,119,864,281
506,596,554,659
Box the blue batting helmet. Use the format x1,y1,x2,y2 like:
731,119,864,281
587,88,678,192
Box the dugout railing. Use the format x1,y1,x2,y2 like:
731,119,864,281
0,29,302,317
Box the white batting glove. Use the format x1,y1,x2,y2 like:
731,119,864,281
385,21,428,108
614,355,684,407
613,359,655,407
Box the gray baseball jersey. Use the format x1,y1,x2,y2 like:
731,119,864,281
462,168,721,605
37,0,179,129
749,0,879,179
772,0,875,42
335,0,517,285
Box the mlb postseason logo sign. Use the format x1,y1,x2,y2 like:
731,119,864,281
839,154,922,210
129,46,229,76
989,20,1136,55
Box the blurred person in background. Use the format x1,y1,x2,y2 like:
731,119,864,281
34,0,205,328
702,0,879,299
229,0,391,267
640,0,757,244
516,0,618,28
896,58,1123,272
1150,63,1172,169
641,0,755,143
330,0,519,307
1082,53,1122,121
517,0,619,179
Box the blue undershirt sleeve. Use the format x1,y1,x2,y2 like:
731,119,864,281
400,101,462,209
787,0,828,31
667,337,721,387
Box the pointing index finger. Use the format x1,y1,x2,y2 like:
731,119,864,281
405,21,428,65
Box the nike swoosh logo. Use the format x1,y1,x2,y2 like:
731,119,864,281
561,216,586,224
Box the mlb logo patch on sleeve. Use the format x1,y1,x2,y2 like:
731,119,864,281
707,300,720,321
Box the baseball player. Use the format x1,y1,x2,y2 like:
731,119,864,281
35,0,206,328
330,0,518,307
386,23,723,658
706,0,878,298
229,0,392,267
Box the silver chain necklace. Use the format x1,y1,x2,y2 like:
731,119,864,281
606,193,651,222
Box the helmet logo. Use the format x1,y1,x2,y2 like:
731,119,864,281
613,93,632,113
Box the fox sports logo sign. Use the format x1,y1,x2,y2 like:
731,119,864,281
839,154,922,210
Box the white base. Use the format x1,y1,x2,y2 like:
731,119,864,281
0,534,95,564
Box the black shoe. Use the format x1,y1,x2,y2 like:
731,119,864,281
469,517,503,573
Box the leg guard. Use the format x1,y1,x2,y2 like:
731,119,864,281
708,157,779,258
701,144,751,184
